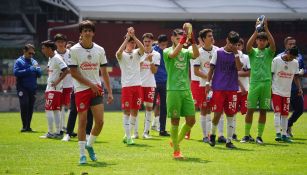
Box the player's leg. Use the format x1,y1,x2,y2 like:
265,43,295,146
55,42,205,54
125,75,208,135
217,114,226,143
142,87,154,138
209,91,224,146
121,87,132,144
78,110,88,164
272,94,282,141
257,82,271,144
281,97,292,142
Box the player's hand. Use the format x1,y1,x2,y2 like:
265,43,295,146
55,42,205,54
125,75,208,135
107,93,114,104
90,83,99,96
298,88,303,96
147,53,153,62
299,68,305,75
230,44,238,54
205,84,211,92
125,33,131,40
127,27,135,37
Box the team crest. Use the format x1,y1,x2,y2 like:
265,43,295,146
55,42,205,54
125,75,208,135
178,57,184,62
48,93,54,99
80,103,85,109
130,55,133,59
276,105,280,111
87,54,92,60
125,101,129,107
284,65,288,70
18,91,23,97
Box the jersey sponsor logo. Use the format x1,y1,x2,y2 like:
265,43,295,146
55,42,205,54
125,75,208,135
256,52,265,58
80,61,98,70
140,62,150,69
174,61,186,70
277,71,293,79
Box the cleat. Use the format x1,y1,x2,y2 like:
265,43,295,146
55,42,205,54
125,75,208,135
203,137,209,143
209,135,216,147
142,133,152,139
256,137,264,145
122,136,127,144
20,128,27,132
126,138,135,145
218,136,227,143
275,133,282,141
54,133,63,139
70,132,77,137
85,145,97,161
241,135,253,143
159,131,170,136
287,127,293,138
79,155,87,164
282,135,293,143
62,134,70,142
249,135,255,142
226,141,236,149
173,151,184,159
185,131,190,140
39,132,54,139
132,133,139,139
232,134,239,141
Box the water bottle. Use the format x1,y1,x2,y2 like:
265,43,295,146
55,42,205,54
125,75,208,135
256,15,265,32
206,90,213,102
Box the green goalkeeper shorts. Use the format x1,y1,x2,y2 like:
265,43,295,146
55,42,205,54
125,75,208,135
167,90,195,118
247,82,272,110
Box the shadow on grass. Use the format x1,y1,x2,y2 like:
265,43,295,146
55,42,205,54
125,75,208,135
263,143,290,147
78,161,116,168
292,137,307,141
174,157,211,164
211,146,253,151
127,143,153,148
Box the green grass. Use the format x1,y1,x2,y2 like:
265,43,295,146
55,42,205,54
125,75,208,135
1,112,307,175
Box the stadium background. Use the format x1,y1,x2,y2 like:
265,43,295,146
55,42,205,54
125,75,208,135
0,0,307,111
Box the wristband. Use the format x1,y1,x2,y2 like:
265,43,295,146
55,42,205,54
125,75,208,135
179,33,187,45
205,82,211,86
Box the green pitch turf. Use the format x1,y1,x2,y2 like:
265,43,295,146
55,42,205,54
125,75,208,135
0,112,307,175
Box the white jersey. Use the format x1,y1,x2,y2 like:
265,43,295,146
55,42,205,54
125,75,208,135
272,56,299,97
188,46,200,81
140,50,160,87
46,54,67,92
55,50,73,88
68,43,108,92
193,45,219,86
238,51,250,92
117,49,142,87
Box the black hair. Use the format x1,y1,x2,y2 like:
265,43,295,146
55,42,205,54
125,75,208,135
199,29,213,39
157,34,168,43
227,31,240,44
23,43,35,51
256,32,268,40
79,20,95,33
54,33,67,42
41,40,57,51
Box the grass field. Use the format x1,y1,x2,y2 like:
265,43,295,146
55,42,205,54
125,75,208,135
0,112,307,175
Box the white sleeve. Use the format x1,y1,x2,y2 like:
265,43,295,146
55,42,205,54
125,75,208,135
294,61,299,74
57,57,68,70
193,57,201,66
246,55,251,69
100,48,108,66
210,50,217,65
68,49,78,66
271,58,277,73
153,53,160,65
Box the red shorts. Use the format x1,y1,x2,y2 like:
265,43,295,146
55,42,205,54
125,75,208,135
199,87,209,109
190,80,202,108
211,91,238,116
45,91,62,110
272,94,290,116
237,92,248,115
75,87,103,112
61,87,72,106
141,87,155,104
121,86,142,110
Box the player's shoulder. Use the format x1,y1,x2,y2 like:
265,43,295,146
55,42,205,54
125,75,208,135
212,45,219,51
93,43,105,51
152,50,160,56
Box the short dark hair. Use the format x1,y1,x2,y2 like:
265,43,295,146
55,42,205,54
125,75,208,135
54,33,67,42
199,29,213,39
157,34,168,43
79,20,95,33
142,33,154,40
41,40,57,51
23,44,35,51
284,36,295,45
256,32,268,40
172,28,184,36
287,46,299,57
227,31,240,44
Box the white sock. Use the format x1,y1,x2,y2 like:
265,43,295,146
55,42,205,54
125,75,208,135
218,114,224,136
144,111,152,133
211,124,217,135
123,114,130,139
156,117,160,130
281,116,288,135
78,141,86,157
200,115,207,137
130,116,137,136
233,115,236,135
60,107,65,130
53,110,61,134
206,114,211,135
87,134,97,147
226,117,234,143
152,116,159,126
274,113,281,133
46,110,54,133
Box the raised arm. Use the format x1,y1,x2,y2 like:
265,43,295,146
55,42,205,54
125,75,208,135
263,18,276,52
246,31,257,53
128,27,144,55
116,34,130,59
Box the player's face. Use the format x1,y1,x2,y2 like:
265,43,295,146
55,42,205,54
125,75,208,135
24,48,35,59
236,43,244,51
204,32,214,46
55,40,66,50
285,39,296,50
143,38,153,48
41,45,50,57
126,41,136,51
171,34,182,46
256,39,268,49
158,41,168,50
80,28,94,40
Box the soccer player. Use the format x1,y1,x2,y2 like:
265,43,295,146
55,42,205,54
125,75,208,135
40,40,68,139
193,29,219,142
152,34,170,136
277,37,306,137
233,38,250,141
206,31,242,149
140,33,160,138
272,46,302,142
69,20,113,164
241,18,276,144
116,27,145,145
164,24,200,158
54,33,73,135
